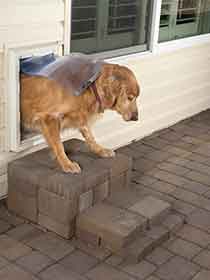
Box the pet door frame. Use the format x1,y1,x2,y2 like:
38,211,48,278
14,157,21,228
5,41,65,152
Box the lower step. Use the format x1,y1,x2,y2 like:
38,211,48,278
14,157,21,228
118,212,184,264
76,202,147,251
117,225,170,264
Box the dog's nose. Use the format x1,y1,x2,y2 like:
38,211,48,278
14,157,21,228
130,112,138,121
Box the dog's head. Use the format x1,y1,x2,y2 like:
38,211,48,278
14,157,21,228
98,64,140,122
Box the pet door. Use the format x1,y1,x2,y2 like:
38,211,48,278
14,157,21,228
5,42,66,152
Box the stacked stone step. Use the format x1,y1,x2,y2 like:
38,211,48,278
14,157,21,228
76,196,184,264
7,139,132,239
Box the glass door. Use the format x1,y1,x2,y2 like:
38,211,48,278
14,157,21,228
99,0,148,52
159,0,203,42
71,0,98,53
159,0,178,42
199,0,210,34
175,0,202,39
71,0,150,55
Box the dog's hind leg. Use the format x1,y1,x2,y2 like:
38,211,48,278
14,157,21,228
37,114,81,173
80,126,115,158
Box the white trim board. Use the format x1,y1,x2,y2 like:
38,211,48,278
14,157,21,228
5,42,62,152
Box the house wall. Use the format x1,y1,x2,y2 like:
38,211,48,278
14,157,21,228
0,0,65,197
0,1,64,49
0,1,210,198
0,52,5,153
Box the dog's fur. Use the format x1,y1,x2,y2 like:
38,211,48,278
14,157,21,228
20,63,140,173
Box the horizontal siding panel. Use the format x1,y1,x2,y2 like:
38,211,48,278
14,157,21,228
142,84,210,118
136,58,210,85
131,50,210,82
142,68,210,96
0,0,64,26
0,53,3,79
130,43,210,71
0,23,63,49
0,129,5,152
139,65,210,89
0,80,5,104
0,104,5,129
130,44,210,79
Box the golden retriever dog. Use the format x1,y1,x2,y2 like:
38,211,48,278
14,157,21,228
20,62,140,173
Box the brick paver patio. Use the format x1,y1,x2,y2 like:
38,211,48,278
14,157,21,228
2,109,210,279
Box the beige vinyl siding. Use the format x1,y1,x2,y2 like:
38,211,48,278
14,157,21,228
0,0,65,50
0,0,64,25
0,24,63,49
0,104,5,130
0,52,3,80
0,130,5,153
0,52,6,153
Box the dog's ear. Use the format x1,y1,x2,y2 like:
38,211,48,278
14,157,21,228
96,64,125,109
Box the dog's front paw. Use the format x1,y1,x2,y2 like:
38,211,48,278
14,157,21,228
99,148,116,158
61,161,81,174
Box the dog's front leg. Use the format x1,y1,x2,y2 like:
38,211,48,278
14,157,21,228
80,126,115,158
38,114,81,173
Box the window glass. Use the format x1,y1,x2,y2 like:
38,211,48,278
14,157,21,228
71,0,152,56
159,0,210,42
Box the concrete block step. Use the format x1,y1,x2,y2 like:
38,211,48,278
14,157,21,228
117,225,170,264
76,202,147,251
7,139,132,239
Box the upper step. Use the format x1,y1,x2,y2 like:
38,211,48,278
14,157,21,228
129,196,171,227
7,139,132,239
